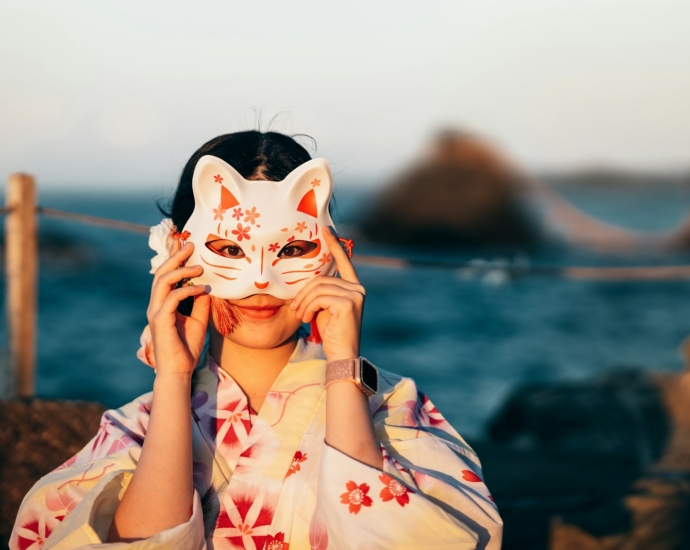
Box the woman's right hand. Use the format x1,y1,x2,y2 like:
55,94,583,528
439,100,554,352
146,240,211,379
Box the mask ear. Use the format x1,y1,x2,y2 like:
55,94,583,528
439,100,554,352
283,158,333,218
192,155,245,211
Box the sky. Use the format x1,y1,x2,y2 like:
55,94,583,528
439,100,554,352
1,0,689,189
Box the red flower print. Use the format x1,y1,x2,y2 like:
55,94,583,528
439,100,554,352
214,174,223,183
264,532,289,550
461,469,483,482
232,223,251,241
244,206,260,225
311,178,321,187
379,474,412,507
213,206,227,221
418,391,449,428
285,451,308,478
232,207,243,220
214,482,278,550
295,221,307,233
319,253,331,265
15,513,56,550
340,481,372,515
268,242,280,253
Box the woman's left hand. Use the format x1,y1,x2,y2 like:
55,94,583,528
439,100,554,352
290,226,364,362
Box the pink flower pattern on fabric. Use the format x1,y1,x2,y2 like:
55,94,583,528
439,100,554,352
285,450,307,478
10,337,502,549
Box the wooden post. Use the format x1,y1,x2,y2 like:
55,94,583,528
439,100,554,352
5,173,37,398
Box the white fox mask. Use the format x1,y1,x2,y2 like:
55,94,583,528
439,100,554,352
180,155,337,300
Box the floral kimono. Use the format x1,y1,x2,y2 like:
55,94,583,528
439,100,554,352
11,336,502,549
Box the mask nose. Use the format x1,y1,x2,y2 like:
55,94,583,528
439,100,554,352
252,246,270,290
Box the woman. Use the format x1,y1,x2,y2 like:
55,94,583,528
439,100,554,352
11,131,502,549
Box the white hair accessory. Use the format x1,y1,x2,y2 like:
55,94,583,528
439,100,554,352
148,217,175,274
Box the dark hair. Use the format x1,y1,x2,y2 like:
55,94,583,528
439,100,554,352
161,130,314,230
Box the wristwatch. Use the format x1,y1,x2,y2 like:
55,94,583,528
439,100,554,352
325,357,379,396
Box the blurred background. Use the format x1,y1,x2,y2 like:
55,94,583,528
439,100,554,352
2,1,690,548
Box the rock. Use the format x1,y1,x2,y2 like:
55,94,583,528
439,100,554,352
0,398,105,546
359,130,540,248
483,364,690,549
487,367,670,464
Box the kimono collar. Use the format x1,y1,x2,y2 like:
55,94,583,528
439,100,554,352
191,331,327,446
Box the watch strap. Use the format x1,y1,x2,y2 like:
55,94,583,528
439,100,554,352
325,358,357,387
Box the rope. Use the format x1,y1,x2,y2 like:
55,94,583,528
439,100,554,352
37,207,150,234
565,265,690,281
1,205,688,280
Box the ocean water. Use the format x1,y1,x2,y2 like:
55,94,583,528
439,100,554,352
2,184,690,439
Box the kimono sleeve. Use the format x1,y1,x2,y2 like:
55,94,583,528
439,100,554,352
314,373,503,550
9,393,207,549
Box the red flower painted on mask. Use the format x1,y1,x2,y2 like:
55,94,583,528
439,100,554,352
214,174,223,183
213,206,227,221
268,243,280,253
379,473,412,507
295,221,308,233
244,206,260,225
232,224,251,241
340,481,372,514
232,207,243,220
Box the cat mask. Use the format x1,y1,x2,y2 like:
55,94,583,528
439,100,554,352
180,155,337,300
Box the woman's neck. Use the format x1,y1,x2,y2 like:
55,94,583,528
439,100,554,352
208,328,298,413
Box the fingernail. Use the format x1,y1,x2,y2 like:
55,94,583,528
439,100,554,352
289,300,296,310
204,285,212,293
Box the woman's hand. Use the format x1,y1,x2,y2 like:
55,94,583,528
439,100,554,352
290,226,364,362
147,240,211,378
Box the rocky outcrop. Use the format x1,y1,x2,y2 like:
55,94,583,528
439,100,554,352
359,129,690,253
359,130,540,248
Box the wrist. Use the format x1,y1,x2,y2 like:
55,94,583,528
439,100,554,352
325,356,378,396
153,372,193,392
325,348,359,363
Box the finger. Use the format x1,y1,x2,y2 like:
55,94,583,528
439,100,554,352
291,276,364,311
154,284,209,322
148,265,204,319
152,242,195,286
322,226,359,284
300,294,356,323
189,292,211,326
170,237,181,256
294,283,364,318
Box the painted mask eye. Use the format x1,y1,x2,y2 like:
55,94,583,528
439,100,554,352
278,240,318,259
206,239,246,259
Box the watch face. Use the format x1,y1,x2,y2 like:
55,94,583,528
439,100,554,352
360,358,379,394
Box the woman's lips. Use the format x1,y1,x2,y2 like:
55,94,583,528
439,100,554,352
235,305,281,320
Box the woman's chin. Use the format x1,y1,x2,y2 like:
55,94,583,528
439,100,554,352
223,312,303,349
